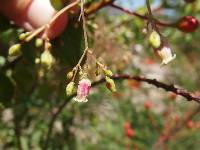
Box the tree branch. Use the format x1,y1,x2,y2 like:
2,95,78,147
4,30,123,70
43,74,200,149
85,0,115,16
110,4,176,27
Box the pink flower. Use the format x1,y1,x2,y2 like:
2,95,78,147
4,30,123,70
73,78,91,102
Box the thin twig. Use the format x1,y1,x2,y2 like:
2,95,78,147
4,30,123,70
110,4,176,27
85,0,116,16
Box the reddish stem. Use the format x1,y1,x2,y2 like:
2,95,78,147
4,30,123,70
110,4,176,28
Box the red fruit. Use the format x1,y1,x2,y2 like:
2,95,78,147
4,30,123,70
125,128,135,138
124,121,131,129
144,101,152,110
177,16,199,32
187,120,194,128
145,58,154,65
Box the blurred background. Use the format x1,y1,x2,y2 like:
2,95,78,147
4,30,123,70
1,0,200,149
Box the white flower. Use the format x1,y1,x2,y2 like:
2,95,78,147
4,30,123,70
158,47,176,65
73,78,91,102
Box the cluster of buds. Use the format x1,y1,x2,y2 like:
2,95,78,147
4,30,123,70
8,31,56,70
149,30,176,65
102,66,116,93
95,60,116,93
34,38,55,69
8,32,32,57
65,59,116,103
66,67,92,103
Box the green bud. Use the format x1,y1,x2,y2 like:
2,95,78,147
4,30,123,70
66,82,75,95
35,38,43,48
40,50,55,69
67,71,73,79
8,44,22,57
35,58,41,64
149,31,161,48
103,69,113,77
19,32,30,40
19,33,26,40
105,76,116,92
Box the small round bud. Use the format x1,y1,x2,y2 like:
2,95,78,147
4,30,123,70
40,50,55,69
19,33,26,40
177,16,199,32
35,58,41,64
66,82,75,96
67,71,73,79
149,31,161,48
19,32,31,40
35,38,43,48
105,76,116,92
0,56,6,67
8,44,22,57
142,28,148,34
103,69,113,77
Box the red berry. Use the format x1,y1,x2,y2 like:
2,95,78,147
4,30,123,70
177,16,199,32
145,58,154,65
144,101,152,110
125,128,135,138
124,121,131,129
187,120,194,128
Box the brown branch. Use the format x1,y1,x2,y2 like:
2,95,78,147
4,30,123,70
110,4,176,27
14,119,23,150
85,0,115,16
44,74,200,149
